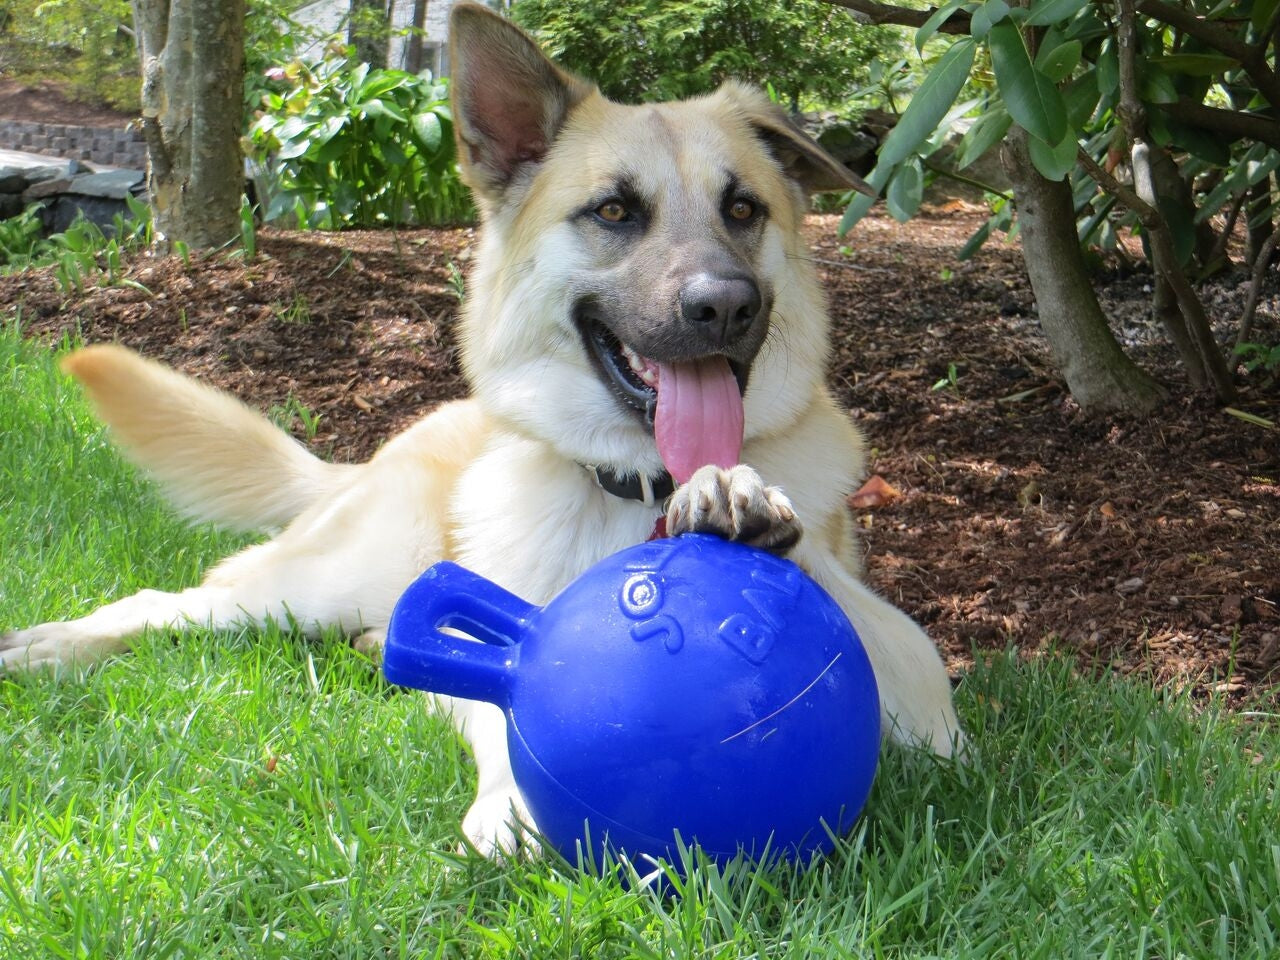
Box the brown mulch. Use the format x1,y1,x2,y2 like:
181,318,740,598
0,79,136,128
3,209,1279,704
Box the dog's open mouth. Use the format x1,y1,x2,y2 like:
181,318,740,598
583,320,661,419
580,319,747,484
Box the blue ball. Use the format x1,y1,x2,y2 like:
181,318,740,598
384,533,880,870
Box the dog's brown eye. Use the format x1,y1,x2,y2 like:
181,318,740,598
728,198,755,221
596,201,629,223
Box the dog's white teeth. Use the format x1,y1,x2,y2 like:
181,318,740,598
622,344,659,387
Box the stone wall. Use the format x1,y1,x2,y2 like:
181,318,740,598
0,158,145,231
0,119,145,170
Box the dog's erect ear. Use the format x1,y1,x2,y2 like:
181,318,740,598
448,3,594,203
722,84,875,197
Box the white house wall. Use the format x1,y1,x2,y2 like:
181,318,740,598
292,0,484,75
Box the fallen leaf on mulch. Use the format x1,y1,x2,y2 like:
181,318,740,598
848,475,902,509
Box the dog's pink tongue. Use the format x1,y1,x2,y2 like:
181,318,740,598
654,357,744,485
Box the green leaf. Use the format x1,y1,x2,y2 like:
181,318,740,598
1146,105,1173,147
924,96,982,154
1193,145,1280,224
1252,0,1280,32
1141,68,1179,104
1150,53,1240,76
314,130,350,165
311,115,348,148
840,38,976,235
1158,194,1196,267
1037,40,1082,83
914,0,970,53
956,106,1012,169
1062,7,1107,41
838,175,886,236
276,115,309,142
1224,407,1276,429
970,0,1011,40
348,62,371,98
359,72,413,100
276,136,313,161
879,38,977,170
989,23,1068,145
957,218,994,259
1062,69,1102,127
412,111,444,153
886,159,925,222
362,98,408,123
386,143,411,168
1027,129,1078,180
1096,41,1118,95
1024,0,1089,26
1164,118,1230,167
1244,149,1280,188
1077,194,1116,246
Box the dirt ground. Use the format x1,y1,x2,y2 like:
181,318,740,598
4,203,1278,705
0,79,136,128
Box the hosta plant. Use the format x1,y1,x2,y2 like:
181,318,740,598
249,50,474,229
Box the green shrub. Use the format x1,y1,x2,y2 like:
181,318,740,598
0,0,139,110
1235,341,1280,378
511,0,903,110
1,196,152,291
248,50,474,229
0,205,45,267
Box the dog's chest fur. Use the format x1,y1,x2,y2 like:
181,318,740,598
449,437,664,604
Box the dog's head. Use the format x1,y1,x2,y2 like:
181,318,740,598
449,3,869,483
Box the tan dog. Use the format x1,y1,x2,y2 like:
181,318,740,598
1,3,963,856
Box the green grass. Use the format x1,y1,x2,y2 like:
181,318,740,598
2,322,1278,958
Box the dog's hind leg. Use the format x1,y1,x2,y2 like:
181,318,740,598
1,465,432,671
1,401,488,673
799,548,967,758
667,463,965,757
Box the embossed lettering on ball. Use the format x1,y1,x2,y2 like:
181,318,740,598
384,533,880,869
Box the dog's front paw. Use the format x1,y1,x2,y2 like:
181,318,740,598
0,624,107,674
665,464,802,554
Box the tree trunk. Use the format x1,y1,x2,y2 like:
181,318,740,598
404,0,430,75
1003,128,1166,414
133,0,246,252
1246,177,1274,269
1148,145,1217,270
349,0,389,69
1113,0,1234,401
1152,275,1206,389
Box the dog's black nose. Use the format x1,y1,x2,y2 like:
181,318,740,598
679,273,762,346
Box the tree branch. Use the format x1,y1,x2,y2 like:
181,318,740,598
1135,0,1254,61
1090,0,1235,401
923,157,1014,201
1136,0,1280,107
818,0,972,34
1207,188,1248,270
1237,230,1280,351
1158,99,1280,152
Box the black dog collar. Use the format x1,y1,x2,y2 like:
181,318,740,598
588,465,675,507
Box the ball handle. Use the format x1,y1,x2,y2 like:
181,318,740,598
383,562,536,707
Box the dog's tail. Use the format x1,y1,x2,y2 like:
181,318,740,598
61,344,357,532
